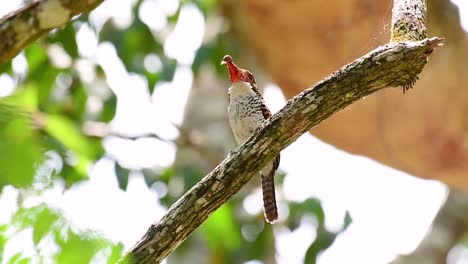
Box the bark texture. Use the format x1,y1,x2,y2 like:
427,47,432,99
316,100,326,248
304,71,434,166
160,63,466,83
391,0,427,42
0,0,105,64
223,0,468,189
120,37,443,263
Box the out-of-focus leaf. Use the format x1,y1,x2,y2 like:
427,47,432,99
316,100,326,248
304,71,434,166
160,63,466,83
48,23,79,58
32,206,61,245
115,162,130,191
192,45,211,74
145,71,161,94
303,203,352,264
55,230,102,263
10,204,121,263
287,198,324,231
107,243,125,264
161,59,177,81
200,204,241,251
142,169,158,188
100,96,117,123
69,82,88,121
179,165,203,191
43,114,96,158
12,204,51,230
304,231,335,264
0,103,42,187
159,166,174,182
192,37,229,75
61,164,88,187
42,114,104,185
7,253,31,264
36,68,61,108
166,5,181,23
24,43,48,75
100,19,162,72
0,224,7,262
0,61,12,74
3,85,38,112
343,211,352,230
192,0,216,16
241,222,274,262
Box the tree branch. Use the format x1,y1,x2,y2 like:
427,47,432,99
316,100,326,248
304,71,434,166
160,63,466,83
119,36,443,263
0,0,105,65
391,0,427,42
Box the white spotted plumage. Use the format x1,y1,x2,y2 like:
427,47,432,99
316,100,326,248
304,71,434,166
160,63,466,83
228,81,265,145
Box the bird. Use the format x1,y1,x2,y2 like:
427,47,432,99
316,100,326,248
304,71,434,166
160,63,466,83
221,55,280,223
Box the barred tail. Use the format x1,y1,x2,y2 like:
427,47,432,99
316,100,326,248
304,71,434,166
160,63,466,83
261,173,278,223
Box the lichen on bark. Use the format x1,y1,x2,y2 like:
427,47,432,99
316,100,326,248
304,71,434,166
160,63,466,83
391,0,427,42
0,0,105,64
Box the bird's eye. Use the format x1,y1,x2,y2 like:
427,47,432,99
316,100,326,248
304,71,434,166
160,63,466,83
248,74,254,82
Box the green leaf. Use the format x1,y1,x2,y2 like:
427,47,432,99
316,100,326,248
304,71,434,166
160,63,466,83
61,163,88,187
100,96,117,123
0,224,7,263
342,211,352,231
287,198,324,231
8,253,31,264
100,19,162,72
192,37,229,75
161,58,177,82
0,103,42,187
32,206,60,245
304,230,335,264
10,204,121,263
241,222,274,261
115,162,130,191
107,243,125,264
145,71,161,94
200,203,241,251
3,85,38,112
48,23,79,58
192,0,216,17
35,68,60,109
0,61,12,74
54,230,106,264
142,169,158,188
43,114,95,158
42,114,104,185
24,43,48,75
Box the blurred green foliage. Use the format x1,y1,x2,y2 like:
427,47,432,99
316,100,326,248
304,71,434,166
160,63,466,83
0,203,123,263
0,0,351,263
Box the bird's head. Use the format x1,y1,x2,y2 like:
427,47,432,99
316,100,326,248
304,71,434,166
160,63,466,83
221,55,256,86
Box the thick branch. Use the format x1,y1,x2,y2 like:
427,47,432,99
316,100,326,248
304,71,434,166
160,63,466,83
0,0,105,64
120,37,443,263
391,0,427,42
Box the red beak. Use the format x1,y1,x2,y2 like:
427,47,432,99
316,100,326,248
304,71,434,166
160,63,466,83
221,55,240,83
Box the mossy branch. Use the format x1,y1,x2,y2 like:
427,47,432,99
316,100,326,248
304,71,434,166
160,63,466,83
0,0,105,65
120,36,443,263
391,0,427,42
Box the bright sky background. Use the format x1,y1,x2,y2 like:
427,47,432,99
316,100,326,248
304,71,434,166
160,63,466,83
0,0,467,263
